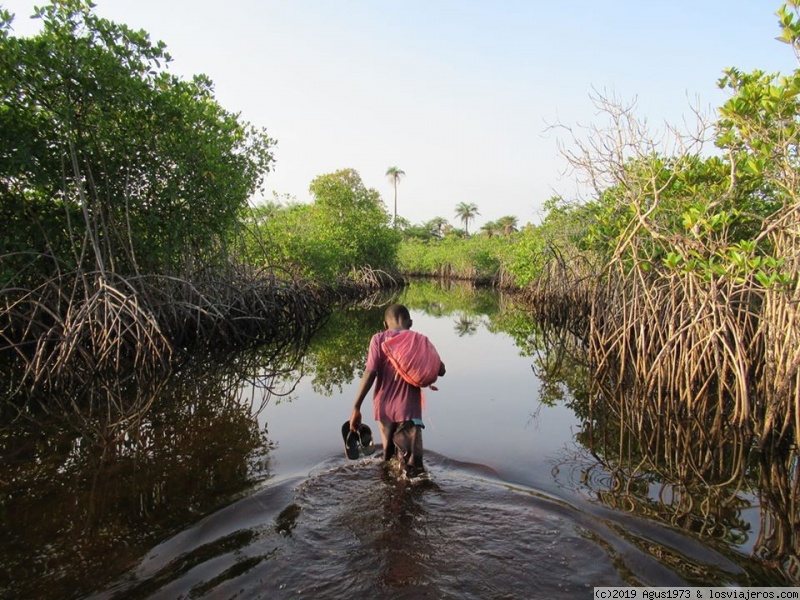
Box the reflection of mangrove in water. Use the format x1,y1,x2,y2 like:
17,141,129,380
574,385,800,584
557,358,800,584
402,280,591,407
487,299,591,409
403,281,592,411
299,303,392,396
401,278,501,319
298,281,502,397
0,344,305,600
453,312,479,336
436,283,800,585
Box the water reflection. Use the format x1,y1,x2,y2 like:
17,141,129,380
3,279,800,598
0,344,305,600
453,312,479,336
572,391,800,584
402,281,800,584
299,305,387,396
403,278,500,318
488,303,591,409
554,346,800,584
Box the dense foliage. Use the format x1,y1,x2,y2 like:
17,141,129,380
395,201,584,288
0,1,327,405
243,168,400,282
0,0,275,282
539,2,800,449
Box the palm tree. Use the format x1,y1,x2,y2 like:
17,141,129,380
427,216,448,238
496,215,519,236
454,202,480,237
480,221,496,238
385,166,405,225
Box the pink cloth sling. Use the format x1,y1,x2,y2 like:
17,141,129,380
380,330,441,407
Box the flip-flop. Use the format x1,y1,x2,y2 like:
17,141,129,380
341,421,360,460
358,424,375,455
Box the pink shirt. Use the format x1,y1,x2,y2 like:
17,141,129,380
366,329,422,423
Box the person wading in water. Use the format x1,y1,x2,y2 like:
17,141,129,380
348,304,446,475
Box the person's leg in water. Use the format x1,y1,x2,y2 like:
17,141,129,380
392,421,424,475
378,421,397,461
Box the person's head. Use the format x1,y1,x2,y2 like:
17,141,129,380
384,304,412,330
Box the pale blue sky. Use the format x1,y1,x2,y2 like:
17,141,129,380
3,1,798,228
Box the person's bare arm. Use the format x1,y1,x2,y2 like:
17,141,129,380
350,370,377,431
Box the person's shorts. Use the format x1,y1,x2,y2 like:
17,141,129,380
380,420,424,469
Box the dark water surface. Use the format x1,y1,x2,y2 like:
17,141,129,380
2,282,796,599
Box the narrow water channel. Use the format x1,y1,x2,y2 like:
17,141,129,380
1,280,796,599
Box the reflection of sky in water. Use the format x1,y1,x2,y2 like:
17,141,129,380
252,309,583,495
737,504,761,554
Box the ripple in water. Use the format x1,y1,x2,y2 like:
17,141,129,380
88,453,743,600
